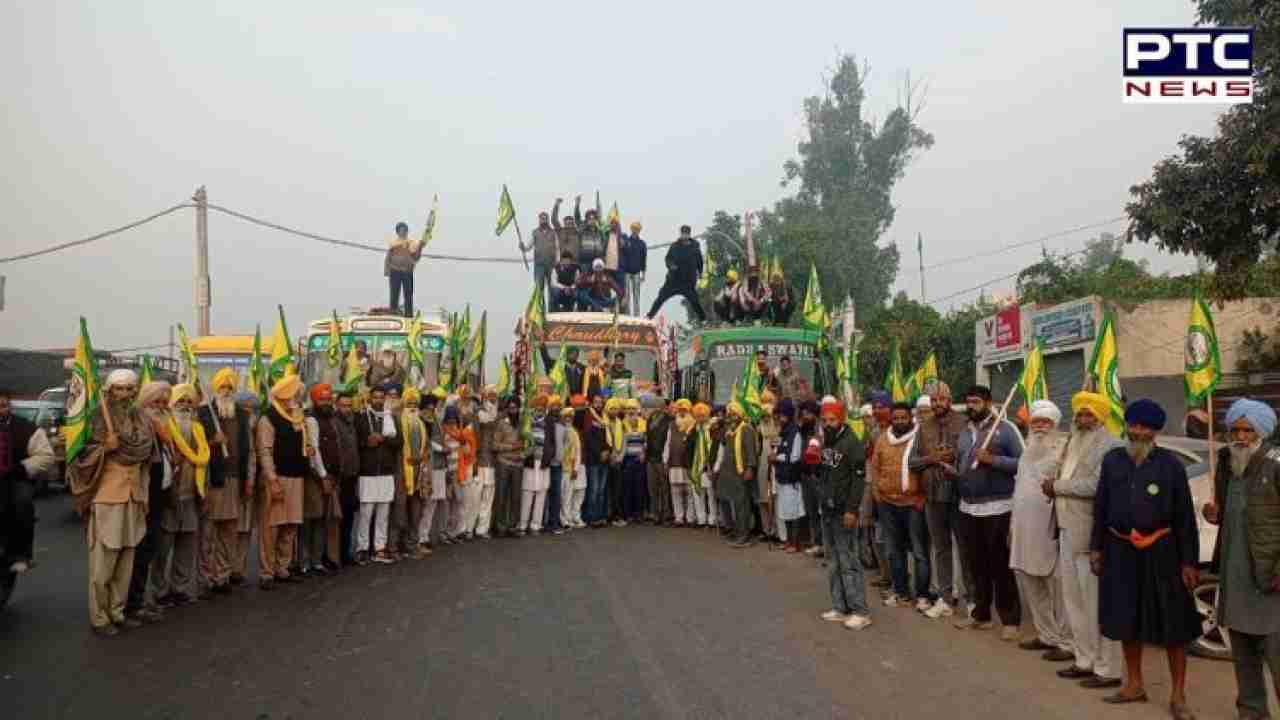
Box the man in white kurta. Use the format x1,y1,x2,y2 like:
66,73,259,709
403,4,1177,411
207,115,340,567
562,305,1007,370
1009,400,1073,660
1047,392,1125,690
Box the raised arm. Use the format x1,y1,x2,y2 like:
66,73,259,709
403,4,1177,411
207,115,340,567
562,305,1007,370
551,198,563,230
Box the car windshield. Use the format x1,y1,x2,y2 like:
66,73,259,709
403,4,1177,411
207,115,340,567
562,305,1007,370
707,355,815,405
12,406,40,422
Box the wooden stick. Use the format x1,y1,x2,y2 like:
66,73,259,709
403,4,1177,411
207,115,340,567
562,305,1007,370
512,213,529,271
1207,392,1216,487
205,391,231,458
97,387,115,438
972,382,1020,469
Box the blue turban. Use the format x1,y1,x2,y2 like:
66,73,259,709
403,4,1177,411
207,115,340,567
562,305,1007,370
234,391,258,405
639,393,662,410
1124,399,1167,431
443,406,461,424
868,390,891,408
776,399,796,420
380,382,403,396
1224,398,1277,437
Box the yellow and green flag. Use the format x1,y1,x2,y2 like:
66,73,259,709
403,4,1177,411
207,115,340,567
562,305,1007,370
406,311,425,372
1086,310,1126,436
736,350,764,422
606,202,620,227
327,311,343,368
524,280,546,337
1184,292,1222,407
886,340,909,403
421,194,439,248
698,250,717,291
1020,338,1049,404
495,185,516,236
340,334,363,395
138,354,154,388
64,317,101,462
801,263,827,333
909,352,939,400
247,324,266,404
548,341,568,397
496,355,512,398
176,323,201,394
269,305,295,382
466,310,487,376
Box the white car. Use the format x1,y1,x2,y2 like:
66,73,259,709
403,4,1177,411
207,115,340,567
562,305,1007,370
1157,437,1229,661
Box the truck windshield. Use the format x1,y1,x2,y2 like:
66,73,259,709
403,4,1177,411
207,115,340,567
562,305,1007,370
707,355,816,405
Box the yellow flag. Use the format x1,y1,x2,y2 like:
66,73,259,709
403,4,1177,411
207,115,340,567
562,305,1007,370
1086,310,1126,436
63,317,101,462
495,185,516,236
1020,339,1049,403
607,202,620,226
1184,292,1222,406
270,305,296,381
421,194,439,248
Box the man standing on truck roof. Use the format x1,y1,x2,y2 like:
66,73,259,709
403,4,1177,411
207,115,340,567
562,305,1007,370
522,208,560,308
646,225,706,322
576,198,606,273
386,221,423,319
623,222,648,316
551,198,581,275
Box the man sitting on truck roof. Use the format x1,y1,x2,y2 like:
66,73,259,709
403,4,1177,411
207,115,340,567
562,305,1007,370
714,270,743,324
574,259,623,313
768,269,795,326
549,250,580,313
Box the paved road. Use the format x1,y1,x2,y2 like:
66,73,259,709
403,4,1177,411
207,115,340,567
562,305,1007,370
0,494,1268,719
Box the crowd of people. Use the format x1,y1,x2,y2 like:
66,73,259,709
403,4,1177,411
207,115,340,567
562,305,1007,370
3,354,1278,719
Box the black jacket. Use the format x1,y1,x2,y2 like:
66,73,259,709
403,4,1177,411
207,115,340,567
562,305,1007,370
819,424,866,514
664,239,703,287
644,413,670,462
1,414,37,484
354,409,404,477
622,234,648,274
582,414,609,466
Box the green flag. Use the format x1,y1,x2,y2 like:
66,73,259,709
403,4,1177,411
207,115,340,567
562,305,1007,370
421,194,439,248
1184,292,1222,407
327,311,343,368
269,305,295,382
64,317,102,463
465,310,487,377
247,324,267,405
908,352,939,400
138,354,154,388
801,263,827,333
340,333,363,395
886,340,909,403
176,323,201,395
406,311,425,372
548,341,568,397
496,355,512,399
524,280,546,338
1086,310,1126,436
736,351,764,423
1020,339,1049,404
495,185,516,236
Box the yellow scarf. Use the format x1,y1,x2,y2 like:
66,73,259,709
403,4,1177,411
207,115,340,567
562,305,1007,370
609,416,625,451
582,366,607,395
168,417,211,498
401,410,427,495
730,420,747,475
271,397,309,458
562,426,580,469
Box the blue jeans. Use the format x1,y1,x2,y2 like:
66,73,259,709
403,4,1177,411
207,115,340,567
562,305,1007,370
881,503,933,601
544,466,563,531
533,262,552,307
584,465,608,523
575,288,617,312
823,515,869,616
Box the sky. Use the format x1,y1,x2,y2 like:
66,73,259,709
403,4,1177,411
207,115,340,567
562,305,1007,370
0,1,1223,376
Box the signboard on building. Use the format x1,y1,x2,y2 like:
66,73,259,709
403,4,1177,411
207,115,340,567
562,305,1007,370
976,304,1023,365
1029,298,1098,349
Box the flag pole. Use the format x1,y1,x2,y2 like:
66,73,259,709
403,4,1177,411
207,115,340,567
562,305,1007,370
1207,391,1216,488
972,382,1019,469
512,209,529,271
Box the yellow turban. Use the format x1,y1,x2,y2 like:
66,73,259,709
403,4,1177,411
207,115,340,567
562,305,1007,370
673,399,693,413
727,269,739,282
692,402,711,420
271,374,303,401
403,387,421,406
760,389,777,406
211,368,239,393
169,383,197,408
431,386,448,400
726,401,744,418
1072,391,1111,422
625,398,640,411
605,398,622,412
547,394,564,408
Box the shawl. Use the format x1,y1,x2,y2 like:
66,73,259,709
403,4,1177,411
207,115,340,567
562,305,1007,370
728,419,749,475
582,365,607,396
401,410,427,495
690,424,712,491
445,424,477,485
562,425,581,469
68,401,155,515
169,417,211,497
886,425,919,493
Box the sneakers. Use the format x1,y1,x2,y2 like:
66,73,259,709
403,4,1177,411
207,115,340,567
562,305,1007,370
915,597,933,612
9,559,31,574
613,519,628,527
821,610,850,622
1000,626,1020,642
805,546,822,556
843,615,873,631
883,594,906,608
372,551,394,565
954,617,994,630
924,599,955,619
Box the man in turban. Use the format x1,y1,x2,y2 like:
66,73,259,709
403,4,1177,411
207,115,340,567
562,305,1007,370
517,393,556,535
123,380,173,625
149,383,208,607
909,381,971,619
68,369,154,635
303,384,344,573
1091,399,1201,716
664,399,695,526
352,383,403,565
642,394,672,526
1047,392,1124,690
196,369,255,594
716,402,757,547
470,385,501,539
1008,400,1073,661
231,391,262,579
491,398,526,537
622,221,647,316
255,375,309,585
1205,398,1280,719
816,396,873,630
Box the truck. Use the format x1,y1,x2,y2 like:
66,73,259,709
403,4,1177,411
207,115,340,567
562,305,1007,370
676,325,838,404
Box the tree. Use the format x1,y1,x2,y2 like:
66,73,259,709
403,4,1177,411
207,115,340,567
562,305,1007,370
1126,1,1280,300
855,293,995,397
702,55,933,322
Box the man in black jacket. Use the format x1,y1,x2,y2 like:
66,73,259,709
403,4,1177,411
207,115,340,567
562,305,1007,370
622,222,648,315
646,225,706,321
816,397,872,630
1,389,49,574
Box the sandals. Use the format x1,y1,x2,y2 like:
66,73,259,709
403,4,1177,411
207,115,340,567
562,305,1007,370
1102,690,1148,705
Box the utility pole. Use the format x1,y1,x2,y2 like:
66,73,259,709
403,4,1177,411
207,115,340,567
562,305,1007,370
917,232,926,302
168,324,175,369
193,186,211,336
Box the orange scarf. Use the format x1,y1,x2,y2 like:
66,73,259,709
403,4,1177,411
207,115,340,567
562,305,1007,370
445,425,477,485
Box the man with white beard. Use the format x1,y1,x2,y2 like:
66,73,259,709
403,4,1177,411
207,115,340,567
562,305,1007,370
1045,392,1124,690
471,386,500,539
150,383,209,607
69,369,155,635
1009,400,1074,662
196,369,255,595
1204,398,1280,720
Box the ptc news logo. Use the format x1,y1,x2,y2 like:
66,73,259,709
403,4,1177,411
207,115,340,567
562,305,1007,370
1123,28,1253,103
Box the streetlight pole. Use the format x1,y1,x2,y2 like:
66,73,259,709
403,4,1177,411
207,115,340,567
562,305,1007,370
193,186,210,336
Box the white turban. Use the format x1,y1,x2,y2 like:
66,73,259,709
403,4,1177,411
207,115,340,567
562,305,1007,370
915,395,932,409
1029,400,1062,425
860,404,873,417
105,369,138,388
